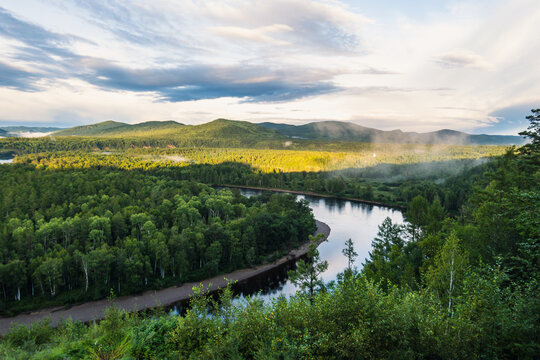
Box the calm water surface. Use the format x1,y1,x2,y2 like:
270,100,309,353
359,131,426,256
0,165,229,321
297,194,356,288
234,189,404,302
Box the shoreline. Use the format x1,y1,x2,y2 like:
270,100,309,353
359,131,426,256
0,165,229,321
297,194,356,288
0,220,330,335
218,184,405,210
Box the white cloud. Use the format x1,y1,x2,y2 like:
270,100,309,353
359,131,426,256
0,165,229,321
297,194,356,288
435,50,492,69
210,24,293,45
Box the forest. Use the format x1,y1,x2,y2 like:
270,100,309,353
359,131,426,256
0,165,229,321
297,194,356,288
0,167,315,316
0,110,537,359
13,151,492,212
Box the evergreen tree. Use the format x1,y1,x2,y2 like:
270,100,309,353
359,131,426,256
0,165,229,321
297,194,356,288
288,235,328,303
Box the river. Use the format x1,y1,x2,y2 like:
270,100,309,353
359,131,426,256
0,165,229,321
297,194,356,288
0,187,404,332
231,188,404,302
0,158,13,164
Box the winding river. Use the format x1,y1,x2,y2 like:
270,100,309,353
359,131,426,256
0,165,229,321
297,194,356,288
0,187,403,333
232,189,404,302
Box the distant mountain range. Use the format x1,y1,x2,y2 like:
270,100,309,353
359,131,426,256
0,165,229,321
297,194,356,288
0,119,525,145
51,119,284,148
260,121,526,145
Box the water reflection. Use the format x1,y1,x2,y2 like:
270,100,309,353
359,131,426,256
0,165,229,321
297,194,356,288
232,189,404,303
0,158,13,164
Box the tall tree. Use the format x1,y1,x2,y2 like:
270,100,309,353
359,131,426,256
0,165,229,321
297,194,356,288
288,234,328,303
426,233,468,315
342,238,358,275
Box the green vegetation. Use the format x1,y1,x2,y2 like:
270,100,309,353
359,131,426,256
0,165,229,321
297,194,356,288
259,120,526,145
13,144,506,173
1,118,515,153
12,151,497,211
53,120,185,137
0,166,315,316
287,236,328,304
0,111,537,358
6,118,525,145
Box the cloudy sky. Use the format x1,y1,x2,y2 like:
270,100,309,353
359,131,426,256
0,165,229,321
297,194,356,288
0,0,538,134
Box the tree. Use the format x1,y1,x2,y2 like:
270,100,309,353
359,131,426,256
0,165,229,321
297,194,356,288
426,233,468,315
405,195,429,241
425,196,445,234
75,250,90,292
288,234,328,303
6,260,26,301
341,238,358,276
130,213,150,241
518,108,540,150
363,217,408,288
33,257,63,297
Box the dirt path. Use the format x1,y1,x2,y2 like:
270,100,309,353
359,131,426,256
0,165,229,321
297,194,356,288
0,220,330,335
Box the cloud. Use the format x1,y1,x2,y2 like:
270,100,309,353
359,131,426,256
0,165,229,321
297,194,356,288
0,1,538,132
80,60,341,102
435,50,492,70
0,6,83,59
202,0,368,53
0,5,343,102
54,0,189,48
0,62,41,91
486,102,538,134
210,24,293,45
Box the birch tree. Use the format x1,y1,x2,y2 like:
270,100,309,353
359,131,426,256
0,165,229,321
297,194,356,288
426,233,468,316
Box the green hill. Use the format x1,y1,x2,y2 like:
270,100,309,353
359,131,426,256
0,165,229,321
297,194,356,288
52,119,286,147
182,118,283,139
53,121,128,136
260,121,525,145
53,120,185,137
50,118,524,146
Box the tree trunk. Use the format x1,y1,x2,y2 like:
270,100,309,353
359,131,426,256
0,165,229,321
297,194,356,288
448,250,455,315
82,258,89,292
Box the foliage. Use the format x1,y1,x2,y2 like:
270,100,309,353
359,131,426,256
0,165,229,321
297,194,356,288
0,166,315,315
0,110,538,359
288,235,328,303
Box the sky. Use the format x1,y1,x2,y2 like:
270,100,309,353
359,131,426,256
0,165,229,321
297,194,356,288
0,0,538,134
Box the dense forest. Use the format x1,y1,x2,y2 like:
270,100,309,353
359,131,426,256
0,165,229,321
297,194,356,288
0,110,537,359
13,151,492,212
0,167,315,316
12,144,506,173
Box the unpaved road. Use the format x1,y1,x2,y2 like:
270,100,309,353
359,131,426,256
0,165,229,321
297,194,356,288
0,220,330,335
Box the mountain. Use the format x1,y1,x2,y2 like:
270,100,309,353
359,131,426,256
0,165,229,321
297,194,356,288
52,119,287,147
260,121,525,145
53,120,184,137
50,119,524,146
182,118,283,140
53,121,133,136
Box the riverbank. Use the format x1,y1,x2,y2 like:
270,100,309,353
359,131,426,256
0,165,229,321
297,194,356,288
0,220,330,335
219,184,405,210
